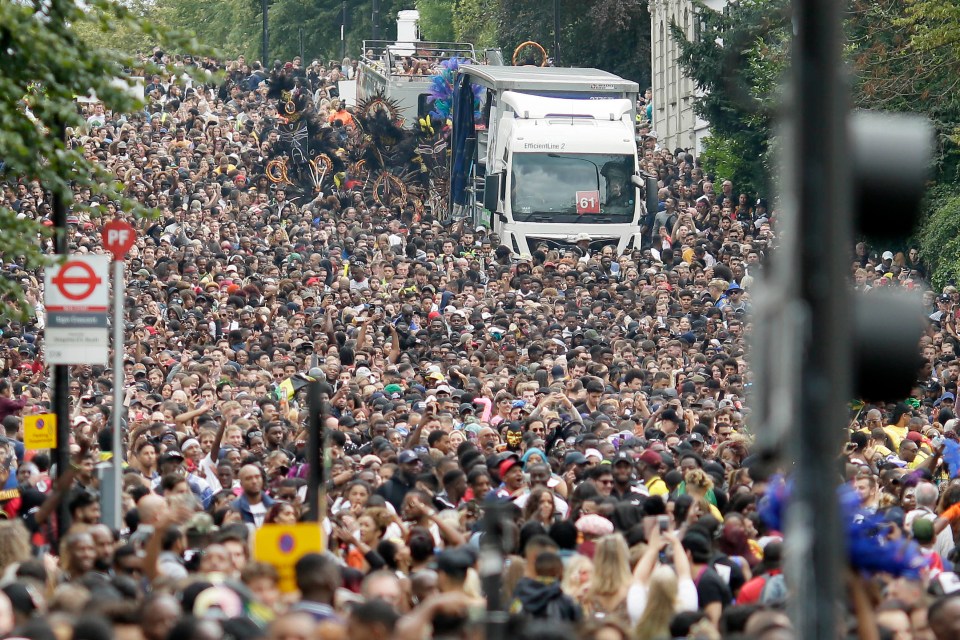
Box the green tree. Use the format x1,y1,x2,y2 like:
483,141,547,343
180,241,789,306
892,0,960,182
453,0,499,48
72,0,166,54
153,0,260,60
417,0,456,42
492,0,651,88
670,0,790,198
918,188,960,289
0,0,197,317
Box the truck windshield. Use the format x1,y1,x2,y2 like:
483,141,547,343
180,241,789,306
510,152,636,224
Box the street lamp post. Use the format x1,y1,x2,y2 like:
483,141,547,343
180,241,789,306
553,0,560,65
261,0,269,67
341,0,347,61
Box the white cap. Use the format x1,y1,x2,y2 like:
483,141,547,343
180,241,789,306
575,233,591,242
882,251,894,260
584,448,603,461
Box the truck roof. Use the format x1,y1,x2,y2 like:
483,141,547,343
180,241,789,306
458,66,639,93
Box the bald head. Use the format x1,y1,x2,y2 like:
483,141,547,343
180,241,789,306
137,493,167,526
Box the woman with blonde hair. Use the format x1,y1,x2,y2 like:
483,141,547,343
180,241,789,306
685,468,723,521
629,526,696,636
581,533,632,621
561,553,594,601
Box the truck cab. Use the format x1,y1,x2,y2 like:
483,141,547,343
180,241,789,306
449,67,654,255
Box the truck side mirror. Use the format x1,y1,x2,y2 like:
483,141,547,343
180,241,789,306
630,175,645,190
484,172,501,212
645,175,659,217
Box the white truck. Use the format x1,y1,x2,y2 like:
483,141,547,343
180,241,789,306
449,66,656,255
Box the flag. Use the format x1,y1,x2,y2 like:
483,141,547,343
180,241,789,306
275,373,315,401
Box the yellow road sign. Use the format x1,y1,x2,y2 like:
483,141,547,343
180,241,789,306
23,414,56,450
253,523,325,592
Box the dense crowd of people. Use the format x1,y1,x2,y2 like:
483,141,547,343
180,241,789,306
0,50,957,640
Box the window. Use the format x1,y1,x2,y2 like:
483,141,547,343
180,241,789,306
509,153,636,224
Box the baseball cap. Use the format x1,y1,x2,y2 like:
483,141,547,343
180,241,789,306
498,458,520,477
384,383,403,398
398,450,419,465
882,251,894,260
564,451,588,466
638,450,662,468
612,451,633,465
159,450,184,464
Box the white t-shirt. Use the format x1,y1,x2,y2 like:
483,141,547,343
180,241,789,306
626,577,698,625
198,454,222,493
248,501,267,528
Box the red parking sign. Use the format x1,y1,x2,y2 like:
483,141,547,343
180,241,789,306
103,220,136,261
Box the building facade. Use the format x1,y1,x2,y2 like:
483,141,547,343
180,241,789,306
649,0,726,156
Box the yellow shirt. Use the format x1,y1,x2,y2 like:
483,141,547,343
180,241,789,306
907,450,929,470
646,476,668,497
884,424,908,451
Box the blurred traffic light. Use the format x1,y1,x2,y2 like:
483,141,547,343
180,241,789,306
850,111,934,401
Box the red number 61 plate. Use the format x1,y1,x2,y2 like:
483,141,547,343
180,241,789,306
576,190,601,214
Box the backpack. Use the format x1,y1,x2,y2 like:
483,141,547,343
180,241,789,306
760,573,787,605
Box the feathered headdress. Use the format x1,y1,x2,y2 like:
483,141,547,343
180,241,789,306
426,57,482,124
943,438,960,478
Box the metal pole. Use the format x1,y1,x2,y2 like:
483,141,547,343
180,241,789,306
305,381,324,521
553,0,560,65
480,500,508,639
786,0,849,637
109,259,124,530
262,0,269,68
341,0,347,61
372,0,380,40
298,28,304,64
51,123,71,545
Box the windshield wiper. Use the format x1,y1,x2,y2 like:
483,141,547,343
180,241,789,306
525,213,555,222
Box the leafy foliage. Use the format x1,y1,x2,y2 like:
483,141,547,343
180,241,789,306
417,0,456,42
152,0,260,60
0,0,199,319
452,0,501,49
892,0,960,183
917,188,960,289
670,0,789,198
492,0,651,88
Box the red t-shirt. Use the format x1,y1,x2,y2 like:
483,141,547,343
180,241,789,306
737,569,782,605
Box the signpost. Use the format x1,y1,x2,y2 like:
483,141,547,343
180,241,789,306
253,524,324,592
103,219,136,530
23,414,57,450
44,255,110,365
